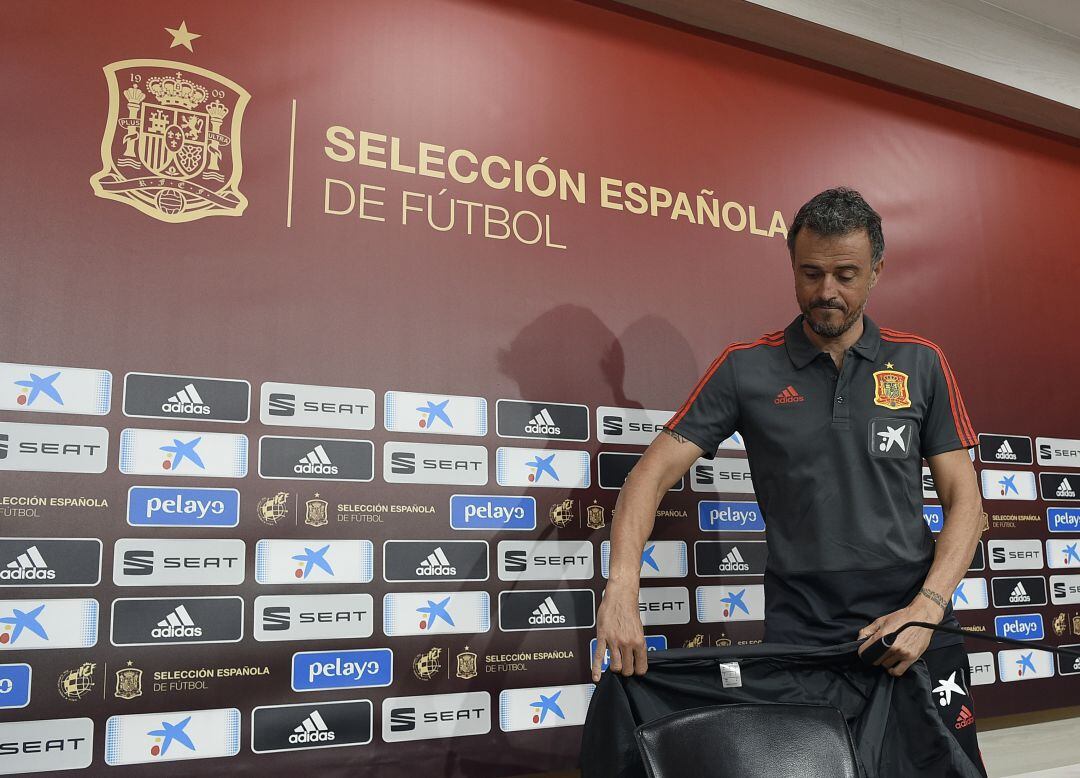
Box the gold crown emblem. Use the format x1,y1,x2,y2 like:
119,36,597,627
205,99,229,120
146,72,208,109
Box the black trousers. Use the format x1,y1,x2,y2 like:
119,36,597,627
922,644,988,778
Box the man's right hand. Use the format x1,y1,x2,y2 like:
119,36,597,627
591,583,647,683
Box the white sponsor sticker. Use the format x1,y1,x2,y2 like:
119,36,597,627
1036,437,1080,468
1050,574,1080,605
988,539,1044,571
980,470,1038,501
382,692,491,742
495,447,590,488
0,363,111,416
384,391,487,436
601,540,687,579
113,539,246,586
255,540,373,585
497,540,594,581
637,587,691,626
0,599,97,651
997,648,1055,682
498,684,594,732
383,442,488,486
695,584,766,623
922,466,938,498
261,382,375,430
119,428,247,478
1047,539,1080,569
0,717,94,774
104,708,240,766
596,407,671,446
691,457,755,494
382,591,490,636
967,652,995,686
0,422,108,474
951,578,988,610
254,594,374,642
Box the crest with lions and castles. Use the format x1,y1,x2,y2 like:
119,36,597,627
91,59,250,222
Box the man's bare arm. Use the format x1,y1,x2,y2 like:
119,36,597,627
857,448,983,676
591,429,705,682
919,449,985,616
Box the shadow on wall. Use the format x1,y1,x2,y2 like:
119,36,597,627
497,304,700,411
451,304,700,777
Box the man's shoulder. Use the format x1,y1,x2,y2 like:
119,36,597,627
715,329,787,365
878,326,950,364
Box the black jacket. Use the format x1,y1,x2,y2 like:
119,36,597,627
580,641,983,778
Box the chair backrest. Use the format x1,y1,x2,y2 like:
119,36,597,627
633,702,862,778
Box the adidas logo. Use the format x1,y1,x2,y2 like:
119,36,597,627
295,445,338,475
416,546,456,577
774,385,805,405
1058,478,1076,498
717,547,750,573
1009,582,1031,604
151,604,202,639
954,705,975,730
529,596,566,625
161,383,210,415
289,710,335,744
995,440,1017,461
525,408,561,436
0,545,55,581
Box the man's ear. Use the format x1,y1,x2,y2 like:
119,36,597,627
869,257,885,289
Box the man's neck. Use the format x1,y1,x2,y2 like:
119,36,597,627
802,314,864,370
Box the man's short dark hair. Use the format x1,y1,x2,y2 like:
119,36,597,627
787,187,884,268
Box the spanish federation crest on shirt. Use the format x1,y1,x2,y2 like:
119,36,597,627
872,365,911,410
90,59,250,222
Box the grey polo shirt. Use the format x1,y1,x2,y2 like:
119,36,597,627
665,314,978,648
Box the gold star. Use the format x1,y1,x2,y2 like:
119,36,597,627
885,362,894,369
165,21,201,52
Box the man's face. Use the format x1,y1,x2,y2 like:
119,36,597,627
791,228,881,339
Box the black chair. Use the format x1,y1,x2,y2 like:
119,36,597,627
633,702,862,778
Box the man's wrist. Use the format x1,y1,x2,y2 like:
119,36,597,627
914,587,948,618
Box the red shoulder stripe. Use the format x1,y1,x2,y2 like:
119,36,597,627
880,330,976,445
666,331,785,430
880,330,976,443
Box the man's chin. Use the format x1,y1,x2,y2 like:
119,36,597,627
807,310,855,338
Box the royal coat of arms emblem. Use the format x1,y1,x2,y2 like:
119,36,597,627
91,59,249,222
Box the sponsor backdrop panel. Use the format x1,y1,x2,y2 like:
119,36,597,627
1,0,1078,776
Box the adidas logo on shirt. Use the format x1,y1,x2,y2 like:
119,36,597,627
717,547,750,573
1009,582,1031,604
161,383,210,415
151,604,202,638
995,440,1017,461
529,596,566,625
525,408,561,436
1058,478,1076,498
774,385,805,405
416,547,456,576
295,445,338,475
0,545,55,581
289,710,335,744
954,705,975,730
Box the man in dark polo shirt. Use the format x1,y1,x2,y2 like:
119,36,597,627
592,188,987,774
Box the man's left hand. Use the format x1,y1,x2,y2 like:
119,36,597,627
856,600,941,677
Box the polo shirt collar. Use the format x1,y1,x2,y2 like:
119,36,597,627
784,313,881,369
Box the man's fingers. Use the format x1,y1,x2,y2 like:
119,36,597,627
608,645,623,674
634,644,649,676
591,638,607,682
